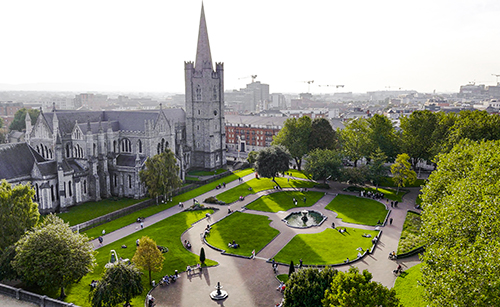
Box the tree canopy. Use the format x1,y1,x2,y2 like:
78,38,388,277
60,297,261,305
139,149,182,203
390,153,416,193
368,148,388,189
132,236,164,284
366,114,399,162
304,149,343,181
308,118,338,151
12,214,96,298
255,145,290,180
420,139,500,306
9,108,39,131
283,267,337,307
90,262,143,307
339,118,370,167
400,110,438,168
272,116,312,170
323,267,401,307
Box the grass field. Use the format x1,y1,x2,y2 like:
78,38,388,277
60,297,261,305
394,264,426,307
205,212,280,257
286,169,311,180
83,168,254,239
187,168,227,176
56,198,147,226
63,209,217,307
273,228,379,265
344,186,407,202
246,191,325,212
325,194,388,226
398,211,424,254
216,177,317,204
380,176,426,188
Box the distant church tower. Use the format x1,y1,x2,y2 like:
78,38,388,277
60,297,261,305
185,4,226,170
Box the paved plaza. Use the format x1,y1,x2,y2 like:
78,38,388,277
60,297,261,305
93,172,422,307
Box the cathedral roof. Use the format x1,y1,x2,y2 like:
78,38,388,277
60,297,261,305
195,3,213,71
37,161,58,176
0,143,46,180
116,154,147,167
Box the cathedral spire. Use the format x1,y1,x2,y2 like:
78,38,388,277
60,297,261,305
195,3,213,71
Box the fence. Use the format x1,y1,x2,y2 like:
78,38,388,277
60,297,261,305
0,283,78,307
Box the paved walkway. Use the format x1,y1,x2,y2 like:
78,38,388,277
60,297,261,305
0,294,36,307
94,173,422,307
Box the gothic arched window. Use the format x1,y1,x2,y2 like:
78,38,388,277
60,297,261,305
138,139,143,153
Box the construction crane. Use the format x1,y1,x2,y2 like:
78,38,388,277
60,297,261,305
318,85,344,88
492,74,500,84
302,80,314,92
238,75,258,83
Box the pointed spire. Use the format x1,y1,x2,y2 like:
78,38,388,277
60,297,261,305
195,3,213,71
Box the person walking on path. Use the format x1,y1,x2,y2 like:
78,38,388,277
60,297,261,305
390,218,393,225
140,221,144,229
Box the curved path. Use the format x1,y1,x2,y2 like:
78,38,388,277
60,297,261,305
93,173,422,307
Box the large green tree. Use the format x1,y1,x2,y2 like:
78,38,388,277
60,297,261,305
368,148,388,190
304,149,343,182
12,214,96,298
366,114,399,162
400,110,438,169
255,145,290,180
0,180,40,281
420,139,500,307
339,118,370,167
272,116,312,170
132,236,164,285
308,118,338,151
390,153,416,193
139,149,182,204
323,267,401,307
9,108,39,131
90,262,143,307
446,110,500,150
283,267,337,307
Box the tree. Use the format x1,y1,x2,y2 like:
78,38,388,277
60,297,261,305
255,145,290,180
0,180,40,281
139,149,182,204
368,148,388,190
420,139,500,306
445,110,500,150
9,108,39,131
390,153,416,193
283,267,337,307
272,116,312,170
0,180,40,251
322,267,401,307
304,149,343,182
366,114,399,162
90,262,143,307
247,150,258,166
288,260,295,277
308,118,338,151
400,110,438,169
200,247,206,264
339,118,370,167
341,165,368,186
132,236,164,285
12,214,96,298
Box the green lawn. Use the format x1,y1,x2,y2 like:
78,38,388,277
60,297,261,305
185,176,200,181
205,212,280,257
325,194,388,226
187,168,227,176
216,177,317,204
83,169,254,239
398,211,424,254
394,264,426,307
273,228,379,265
344,186,407,202
55,198,147,226
246,191,325,212
380,176,426,188
286,169,311,180
64,209,217,307
277,274,288,283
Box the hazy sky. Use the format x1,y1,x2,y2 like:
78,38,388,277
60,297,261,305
1,0,500,94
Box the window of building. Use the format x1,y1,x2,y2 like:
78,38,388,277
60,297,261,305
196,85,202,101
69,181,72,197
83,180,87,194
138,139,143,153
129,175,132,189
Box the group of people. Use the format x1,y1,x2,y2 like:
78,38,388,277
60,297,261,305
203,224,211,237
389,251,397,260
390,201,399,208
160,273,177,286
360,190,384,199
186,264,202,276
146,294,155,307
184,240,191,249
228,240,239,248
338,227,348,233
215,182,226,189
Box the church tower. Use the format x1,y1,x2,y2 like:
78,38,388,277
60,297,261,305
185,4,226,170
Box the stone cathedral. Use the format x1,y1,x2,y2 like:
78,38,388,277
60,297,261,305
0,4,226,213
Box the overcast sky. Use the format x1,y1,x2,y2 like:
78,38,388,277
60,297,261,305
1,0,500,94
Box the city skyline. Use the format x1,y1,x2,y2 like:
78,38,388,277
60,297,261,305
1,0,500,94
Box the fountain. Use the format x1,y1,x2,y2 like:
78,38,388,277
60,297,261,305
210,281,228,300
283,210,327,228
